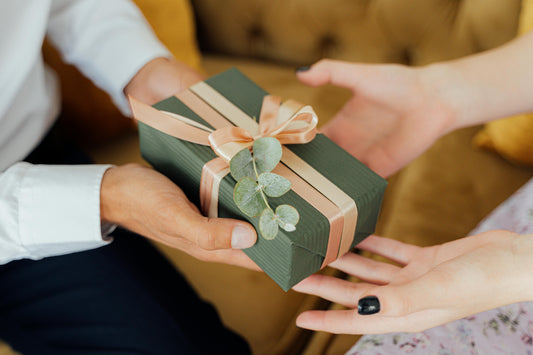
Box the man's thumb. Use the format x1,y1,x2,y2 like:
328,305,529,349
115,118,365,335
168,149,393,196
187,216,257,251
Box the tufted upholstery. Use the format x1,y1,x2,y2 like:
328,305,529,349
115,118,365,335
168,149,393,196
193,0,520,66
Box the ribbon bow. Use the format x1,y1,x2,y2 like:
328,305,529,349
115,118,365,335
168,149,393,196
208,96,318,162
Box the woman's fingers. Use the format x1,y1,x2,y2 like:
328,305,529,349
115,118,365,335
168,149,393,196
329,252,401,284
295,232,526,335
294,275,439,319
293,275,376,308
296,307,456,334
355,235,421,265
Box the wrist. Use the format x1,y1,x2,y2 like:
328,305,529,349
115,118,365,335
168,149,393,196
100,165,128,226
418,63,472,134
509,234,533,302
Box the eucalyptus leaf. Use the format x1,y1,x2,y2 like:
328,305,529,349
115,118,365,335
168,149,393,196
229,148,255,181
275,204,299,232
233,177,267,217
259,208,278,240
258,173,291,197
253,137,282,174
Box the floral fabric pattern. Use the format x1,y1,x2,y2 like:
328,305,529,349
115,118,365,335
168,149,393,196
347,177,533,355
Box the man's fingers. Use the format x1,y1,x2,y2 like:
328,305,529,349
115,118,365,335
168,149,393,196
191,246,262,271
112,165,257,252
156,234,262,271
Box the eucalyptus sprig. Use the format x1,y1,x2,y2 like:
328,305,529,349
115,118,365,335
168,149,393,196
230,137,299,240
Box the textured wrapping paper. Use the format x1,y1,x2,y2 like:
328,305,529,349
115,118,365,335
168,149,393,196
136,68,387,291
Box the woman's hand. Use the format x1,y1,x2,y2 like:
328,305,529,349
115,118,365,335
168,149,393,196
298,31,533,178
297,60,458,177
294,232,533,334
101,164,259,270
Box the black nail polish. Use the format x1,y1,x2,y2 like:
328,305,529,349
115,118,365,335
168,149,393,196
296,66,311,73
358,296,380,315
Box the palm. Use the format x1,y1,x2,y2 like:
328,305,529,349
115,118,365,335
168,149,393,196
300,61,454,177
294,232,528,334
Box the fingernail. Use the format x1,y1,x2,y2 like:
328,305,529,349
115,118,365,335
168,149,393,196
295,313,309,328
358,296,380,315
231,225,256,249
295,65,311,73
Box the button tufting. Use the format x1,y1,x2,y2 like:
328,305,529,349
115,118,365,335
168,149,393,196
317,33,339,57
247,23,265,41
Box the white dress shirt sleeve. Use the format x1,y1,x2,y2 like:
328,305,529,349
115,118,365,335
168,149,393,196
46,0,171,115
0,163,114,265
0,1,172,264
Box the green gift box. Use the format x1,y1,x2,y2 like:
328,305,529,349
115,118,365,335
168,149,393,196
133,68,387,291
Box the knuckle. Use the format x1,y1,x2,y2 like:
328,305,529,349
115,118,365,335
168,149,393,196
195,217,217,250
315,58,332,69
122,162,145,170
431,267,456,287
394,294,413,316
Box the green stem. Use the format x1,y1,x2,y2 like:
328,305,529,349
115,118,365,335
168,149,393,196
252,157,272,211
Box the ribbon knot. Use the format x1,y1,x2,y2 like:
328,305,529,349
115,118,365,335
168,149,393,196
207,95,318,163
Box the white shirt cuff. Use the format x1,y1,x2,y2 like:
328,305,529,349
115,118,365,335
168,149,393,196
18,163,114,259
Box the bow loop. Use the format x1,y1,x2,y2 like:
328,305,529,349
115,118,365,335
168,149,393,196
208,95,318,162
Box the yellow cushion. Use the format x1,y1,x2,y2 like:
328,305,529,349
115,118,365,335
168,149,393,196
43,0,202,146
473,0,533,166
133,0,201,71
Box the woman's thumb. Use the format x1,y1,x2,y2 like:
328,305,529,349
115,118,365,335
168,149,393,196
296,59,362,90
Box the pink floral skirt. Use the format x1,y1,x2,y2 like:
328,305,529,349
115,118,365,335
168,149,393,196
347,177,533,355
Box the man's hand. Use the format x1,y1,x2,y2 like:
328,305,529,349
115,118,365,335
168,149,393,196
297,60,456,177
101,164,259,270
124,57,204,105
115,59,260,269
294,232,533,334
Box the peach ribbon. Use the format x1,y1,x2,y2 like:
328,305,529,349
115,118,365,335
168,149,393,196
207,95,318,163
128,95,317,162
129,88,358,266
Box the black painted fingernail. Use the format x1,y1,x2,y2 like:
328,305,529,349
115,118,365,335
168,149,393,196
296,66,311,73
358,296,380,315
